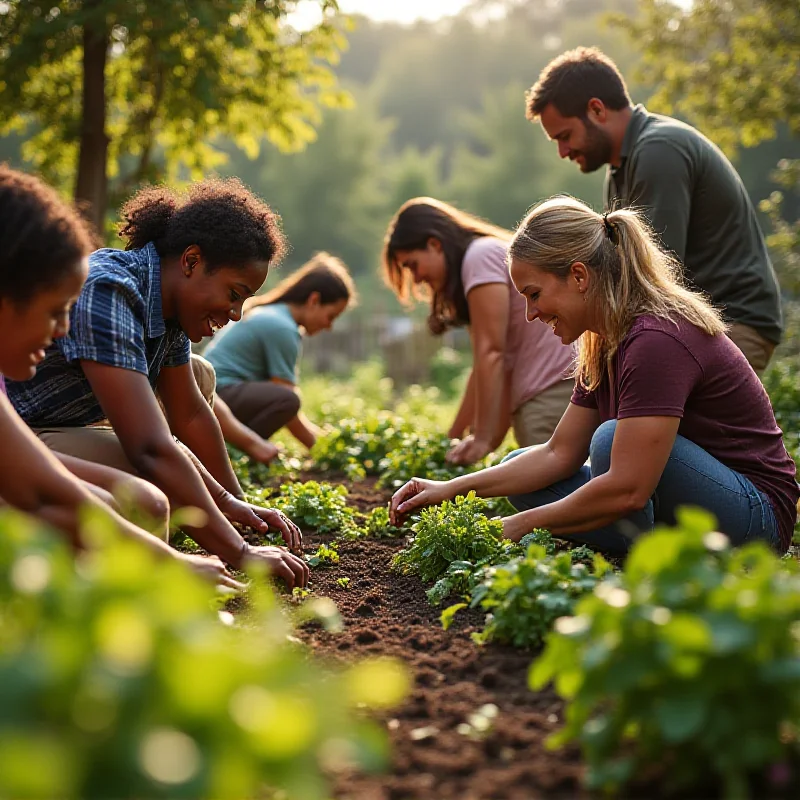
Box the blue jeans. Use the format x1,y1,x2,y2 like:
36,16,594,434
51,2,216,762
504,419,780,556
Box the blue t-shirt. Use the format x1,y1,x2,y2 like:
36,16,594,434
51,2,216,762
205,303,301,388
8,242,190,426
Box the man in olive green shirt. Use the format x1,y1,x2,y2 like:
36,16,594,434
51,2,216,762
524,46,783,372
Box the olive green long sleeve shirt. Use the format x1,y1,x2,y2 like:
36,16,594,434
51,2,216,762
605,105,783,343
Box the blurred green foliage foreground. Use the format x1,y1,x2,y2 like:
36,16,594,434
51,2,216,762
0,507,408,800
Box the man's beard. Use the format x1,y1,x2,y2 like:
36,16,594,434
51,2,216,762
575,118,614,173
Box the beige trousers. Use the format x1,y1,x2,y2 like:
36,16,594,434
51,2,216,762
33,354,218,474
512,379,574,447
726,323,777,376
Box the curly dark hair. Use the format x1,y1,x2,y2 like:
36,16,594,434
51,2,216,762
0,165,95,304
526,47,631,121
118,177,286,271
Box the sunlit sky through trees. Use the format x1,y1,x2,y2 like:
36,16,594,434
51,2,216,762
287,0,694,29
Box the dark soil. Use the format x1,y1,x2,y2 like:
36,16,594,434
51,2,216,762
292,480,588,800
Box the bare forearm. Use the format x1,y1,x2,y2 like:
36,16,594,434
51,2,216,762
448,369,475,438
214,398,264,456
448,441,573,498
513,472,645,536
287,413,319,449
473,351,508,449
127,442,244,563
173,403,242,496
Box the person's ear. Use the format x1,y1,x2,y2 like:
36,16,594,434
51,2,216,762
182,245,203,277
427,237,443,254
571,261,590,293
307,291,321,308
587,98,607,123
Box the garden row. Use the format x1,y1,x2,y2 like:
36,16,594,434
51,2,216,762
240,464,800,797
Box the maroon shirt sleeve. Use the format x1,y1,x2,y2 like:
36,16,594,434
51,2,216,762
617,327,703,419
570,379,597,409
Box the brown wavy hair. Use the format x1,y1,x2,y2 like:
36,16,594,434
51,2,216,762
245,251,357,313
381,197,510,334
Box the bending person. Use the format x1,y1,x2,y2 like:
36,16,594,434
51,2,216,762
390,197,799,556
382,198,575,466
0,165,241,588
8,178,308,588
204,252,356,451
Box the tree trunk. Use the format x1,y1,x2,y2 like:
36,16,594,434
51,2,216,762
74,7,109,236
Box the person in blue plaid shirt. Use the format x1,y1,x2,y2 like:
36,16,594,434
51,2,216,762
7,178,308,589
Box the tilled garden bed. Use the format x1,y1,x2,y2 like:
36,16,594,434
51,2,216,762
293,480,588,800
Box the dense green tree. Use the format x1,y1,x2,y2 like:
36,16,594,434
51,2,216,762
223,91,392,283
613,0,799,285
0,0,349,229
613,0,799,153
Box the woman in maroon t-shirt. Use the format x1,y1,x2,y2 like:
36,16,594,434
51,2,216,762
389,196,799,555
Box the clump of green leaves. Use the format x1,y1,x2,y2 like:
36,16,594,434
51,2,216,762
270,481,358,536
467,545,611,648
359,506,406,539
306,542,340,568
310,413,411,479
0,508,408,800
336,577,351,589
377,432,479,488
530,509,800,797
392,492,508,585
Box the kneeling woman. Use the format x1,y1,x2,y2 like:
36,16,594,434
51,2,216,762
383,198,575,466
8,179,307,587
204,253,355,450
391,197,799,555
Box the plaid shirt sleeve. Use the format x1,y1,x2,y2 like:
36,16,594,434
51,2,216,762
163,333,191,368
58,272,149,374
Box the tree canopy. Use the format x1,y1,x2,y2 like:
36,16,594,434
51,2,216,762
0,0,349,227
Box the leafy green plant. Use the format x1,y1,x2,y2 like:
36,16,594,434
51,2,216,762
377,432,479,488
391,492,509,585
306,542,340,568
336,577,351,589
0,508,408,800
269,481,358,536
309,413,411,479
359,506,406,539
467,545,611,648
530,509,800,797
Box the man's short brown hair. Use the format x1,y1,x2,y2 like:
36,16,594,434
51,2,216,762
526,47,631,121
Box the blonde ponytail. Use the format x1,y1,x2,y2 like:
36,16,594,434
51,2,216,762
509,196,725,389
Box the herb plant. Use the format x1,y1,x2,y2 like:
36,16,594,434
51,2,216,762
391,492,507,585
359,506,406,539
309,413,411,479
269,480,358,535
467,544,610,648
530,509,800,797
306,542,340,567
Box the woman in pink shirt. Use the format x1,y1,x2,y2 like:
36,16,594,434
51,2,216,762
382,197,575,465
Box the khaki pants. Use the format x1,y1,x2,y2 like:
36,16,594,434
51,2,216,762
34,354,218,474
512,379,574,447
727,323,776,376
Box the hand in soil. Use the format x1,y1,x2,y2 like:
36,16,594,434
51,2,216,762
390,477,451,524
223,498,303,552
178,553,247,591
446,434,491,465
243,544,310,590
